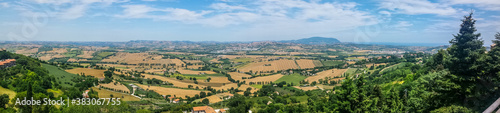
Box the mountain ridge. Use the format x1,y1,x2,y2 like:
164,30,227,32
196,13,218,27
279,37,341,45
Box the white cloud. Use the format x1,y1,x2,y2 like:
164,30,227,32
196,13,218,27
393,21,413,30
379,11,391,17
32,0,72,5
424,20,461,32
59,4,87,19
0,2,8,8
14,0,127,20
115,0,377,29
209,3,249,12
444,0,500,11
379,0,458,16
116,5,211,22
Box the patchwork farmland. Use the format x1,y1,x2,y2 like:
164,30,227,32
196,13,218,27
305,68,348,83
66,68,106,78
238,59,299,73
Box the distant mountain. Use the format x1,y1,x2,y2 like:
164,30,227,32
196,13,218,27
279,37,341,45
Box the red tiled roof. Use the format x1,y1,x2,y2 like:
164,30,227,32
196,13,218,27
0,59,15,66
192,106,216,113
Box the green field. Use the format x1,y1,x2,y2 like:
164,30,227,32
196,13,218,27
250,84,263,89
321,60,344,66
43,63,80,88
380,63,406,73
0,86,16,104
231,58,252,63
274,73,306,86
180,74,209,80
92,52,115,60
344,68,359,75
47,89,64,97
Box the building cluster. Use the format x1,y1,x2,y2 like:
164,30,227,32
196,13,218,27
0,59,16,69
192,106,226,113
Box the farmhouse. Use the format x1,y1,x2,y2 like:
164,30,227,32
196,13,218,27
82,90,90,98
168,96,175,103
225,94,233,100
0,59,16,69
192,106,216,113
172,99,180,103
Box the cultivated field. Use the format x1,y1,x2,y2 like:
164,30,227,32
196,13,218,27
296,59,317,69
76,50,95,58
176,69,216,75
228,72,252,81
42,48,68,54
38,54,66,61
101,52,185,66
66,68,106,78
186,65,203,69
211,83,239,91
313,60,323,67
209,58,222,63
91,87,140,101
365,63,387,68
200,76,231,83
193,93,232,104
43,64,79,88
67,58,88,62
238,59,299,73
15,48,38,55
238,84,259,93
99,81,131,93
293,86,318,91
346,61,356,64
164,52,194,55
135,84,204,98
142,74,205,89
305,68,348,83
183,60,203,64
274,73,306,86
196,76,232,87
240,73,285,83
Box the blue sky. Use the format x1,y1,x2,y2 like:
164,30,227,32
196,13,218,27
0,0,499,45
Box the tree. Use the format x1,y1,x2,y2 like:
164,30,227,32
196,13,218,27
200,92,206,98
228,95,252,113
0,94,8,109
446,12,493,109
244,90,251,96
486,32,500,83
202,98,209,105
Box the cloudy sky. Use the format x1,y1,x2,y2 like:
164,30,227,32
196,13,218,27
0,0,499,45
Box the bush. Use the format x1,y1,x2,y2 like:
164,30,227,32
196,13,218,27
430,105,472,113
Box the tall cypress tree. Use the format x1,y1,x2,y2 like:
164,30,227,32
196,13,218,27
446,12,488,109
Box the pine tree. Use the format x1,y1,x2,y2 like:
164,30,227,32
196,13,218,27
446,12,490,109
447,12,485,76
487,32,500,77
